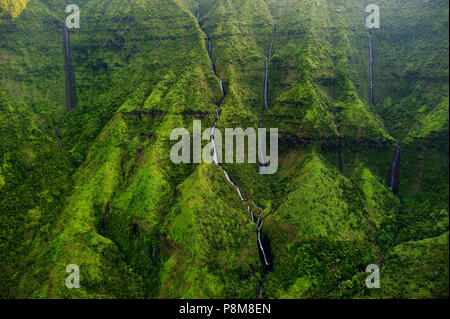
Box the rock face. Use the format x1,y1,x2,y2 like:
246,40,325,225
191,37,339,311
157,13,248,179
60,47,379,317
388,147,401,195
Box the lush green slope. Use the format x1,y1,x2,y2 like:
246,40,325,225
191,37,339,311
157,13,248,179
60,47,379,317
0,0,448,299
370,0,449,247
264,0,392,143
0,0,73,297
375,231,449,299
264,149,399,298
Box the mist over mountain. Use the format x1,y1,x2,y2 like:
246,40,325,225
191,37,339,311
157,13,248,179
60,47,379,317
0,0,448,299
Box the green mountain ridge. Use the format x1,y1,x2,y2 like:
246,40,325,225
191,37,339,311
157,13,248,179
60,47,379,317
0,0,448,299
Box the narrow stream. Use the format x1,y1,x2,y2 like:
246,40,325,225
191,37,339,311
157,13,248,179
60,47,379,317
259,26,277,174
195,3,271,297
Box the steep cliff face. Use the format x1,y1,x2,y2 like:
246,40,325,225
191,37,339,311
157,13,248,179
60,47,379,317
0,0,448,298
374,0,448,141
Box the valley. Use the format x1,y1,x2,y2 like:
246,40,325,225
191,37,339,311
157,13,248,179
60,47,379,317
0,0,448,299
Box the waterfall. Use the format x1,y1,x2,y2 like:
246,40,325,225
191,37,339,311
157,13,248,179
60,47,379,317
369,33,374,106
264,26,277,110
258,113,267,173
264,61,269,110
63,24,76,112
268,33,274,59
257,219,269,265
255,26,278,268
207,40,217,76
259,26,277,172
219,78,224,95
210,108,220,165
389,146,400,195
247,205,255,223
195,3,271,284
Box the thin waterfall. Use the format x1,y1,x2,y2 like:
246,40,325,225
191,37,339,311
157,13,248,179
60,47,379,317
369,33,374,106
208,40,216,76
255,25,278,270
259,26,277,172
63,24,76,112
268,29,275,59
219,78,224,95
59,24,76,149
247,205,255,223
264,61,269,110
389,146,400,195
258,113,267,172
263,25,276,110
195,4,271,293
262,29,274,110
257,219,269,265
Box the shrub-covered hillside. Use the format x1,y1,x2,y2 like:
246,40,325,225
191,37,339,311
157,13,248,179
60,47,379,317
0,0,448,299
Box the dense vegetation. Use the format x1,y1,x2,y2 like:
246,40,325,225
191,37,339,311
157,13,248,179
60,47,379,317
0,0,448,298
